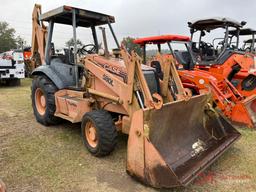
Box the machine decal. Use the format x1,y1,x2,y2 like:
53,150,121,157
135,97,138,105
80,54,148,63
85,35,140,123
103,74,114,86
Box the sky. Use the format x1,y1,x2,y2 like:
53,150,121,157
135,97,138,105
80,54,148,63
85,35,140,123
0,0,255,49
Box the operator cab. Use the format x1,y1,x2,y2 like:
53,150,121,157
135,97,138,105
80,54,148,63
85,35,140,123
228,28,256,53
34,5,120,88
134,35,196,70
188,17,246,65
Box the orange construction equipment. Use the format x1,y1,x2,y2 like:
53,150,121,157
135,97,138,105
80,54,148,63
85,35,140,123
226,28,256,97
31,5,240,188
134,34,256,128
30,4,47,72
188,18,256,97
23,47,32,76
21,4,47,77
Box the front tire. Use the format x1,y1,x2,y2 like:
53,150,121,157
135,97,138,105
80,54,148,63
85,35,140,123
81,110,117,157
31,75,61,125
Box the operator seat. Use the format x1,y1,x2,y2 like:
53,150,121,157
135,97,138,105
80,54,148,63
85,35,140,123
174,51,192,70
151,61,163,80
138,65,162,107
63,49,75,64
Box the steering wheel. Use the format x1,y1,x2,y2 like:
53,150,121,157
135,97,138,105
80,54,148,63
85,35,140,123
78,44,97,54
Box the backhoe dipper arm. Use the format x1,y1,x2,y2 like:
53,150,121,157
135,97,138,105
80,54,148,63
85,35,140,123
31,4,47,66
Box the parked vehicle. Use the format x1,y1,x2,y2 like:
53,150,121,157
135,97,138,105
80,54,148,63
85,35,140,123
0,50,25,86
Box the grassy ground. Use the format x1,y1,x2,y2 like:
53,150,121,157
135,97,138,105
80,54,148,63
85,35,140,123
0,78,256,192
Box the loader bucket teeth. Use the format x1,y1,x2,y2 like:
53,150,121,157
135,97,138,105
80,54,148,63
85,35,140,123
127,94,240,188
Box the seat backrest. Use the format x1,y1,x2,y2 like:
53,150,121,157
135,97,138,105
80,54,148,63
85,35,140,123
144,70,160,95
63,49,75,64
174,51,192,70
151,61,163,80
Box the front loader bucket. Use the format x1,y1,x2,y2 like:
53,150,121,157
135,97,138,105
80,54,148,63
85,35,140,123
127,94,240,188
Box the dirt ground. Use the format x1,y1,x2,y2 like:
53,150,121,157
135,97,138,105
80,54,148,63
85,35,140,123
0,78,256,192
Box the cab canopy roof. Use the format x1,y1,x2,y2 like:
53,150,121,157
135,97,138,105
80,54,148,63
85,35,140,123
39,5,115,27
133,35,190,45
188,17,244,31
229,28,256,36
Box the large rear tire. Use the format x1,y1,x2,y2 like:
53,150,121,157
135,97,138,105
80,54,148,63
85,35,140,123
31,75,61,125
81,110,117,157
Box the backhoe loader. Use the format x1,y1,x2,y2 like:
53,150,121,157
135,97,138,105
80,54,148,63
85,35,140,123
31,5,240,188
134,35,256,128
188,18,256,97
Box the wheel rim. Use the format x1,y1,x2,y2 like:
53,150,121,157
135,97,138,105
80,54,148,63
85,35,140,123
85,121,98,148
35,88,46,116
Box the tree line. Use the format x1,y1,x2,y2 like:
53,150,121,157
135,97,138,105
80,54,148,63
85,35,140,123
0,21,26,53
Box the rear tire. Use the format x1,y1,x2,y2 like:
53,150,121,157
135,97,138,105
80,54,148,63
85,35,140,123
81,110,117,157
31,75,61,125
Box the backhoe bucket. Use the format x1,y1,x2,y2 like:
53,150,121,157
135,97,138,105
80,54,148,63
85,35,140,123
127,94,240,188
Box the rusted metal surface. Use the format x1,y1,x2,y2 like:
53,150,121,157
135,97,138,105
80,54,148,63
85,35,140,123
144,138,180,187
146,94,240,186
127,110,145,180
127,94,240,188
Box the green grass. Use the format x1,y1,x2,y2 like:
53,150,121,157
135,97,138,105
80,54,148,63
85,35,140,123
0,78,256,192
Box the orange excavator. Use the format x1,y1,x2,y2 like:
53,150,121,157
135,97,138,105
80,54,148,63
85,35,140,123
188,18,256,97
134,34,256,128
30,4,240,188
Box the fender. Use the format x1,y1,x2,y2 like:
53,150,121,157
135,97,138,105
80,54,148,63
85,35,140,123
32,65,65,89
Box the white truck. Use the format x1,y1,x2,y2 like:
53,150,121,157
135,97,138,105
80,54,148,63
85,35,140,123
0,50,25,86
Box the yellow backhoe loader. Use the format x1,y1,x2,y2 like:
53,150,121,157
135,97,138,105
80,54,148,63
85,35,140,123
30,4,240,188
